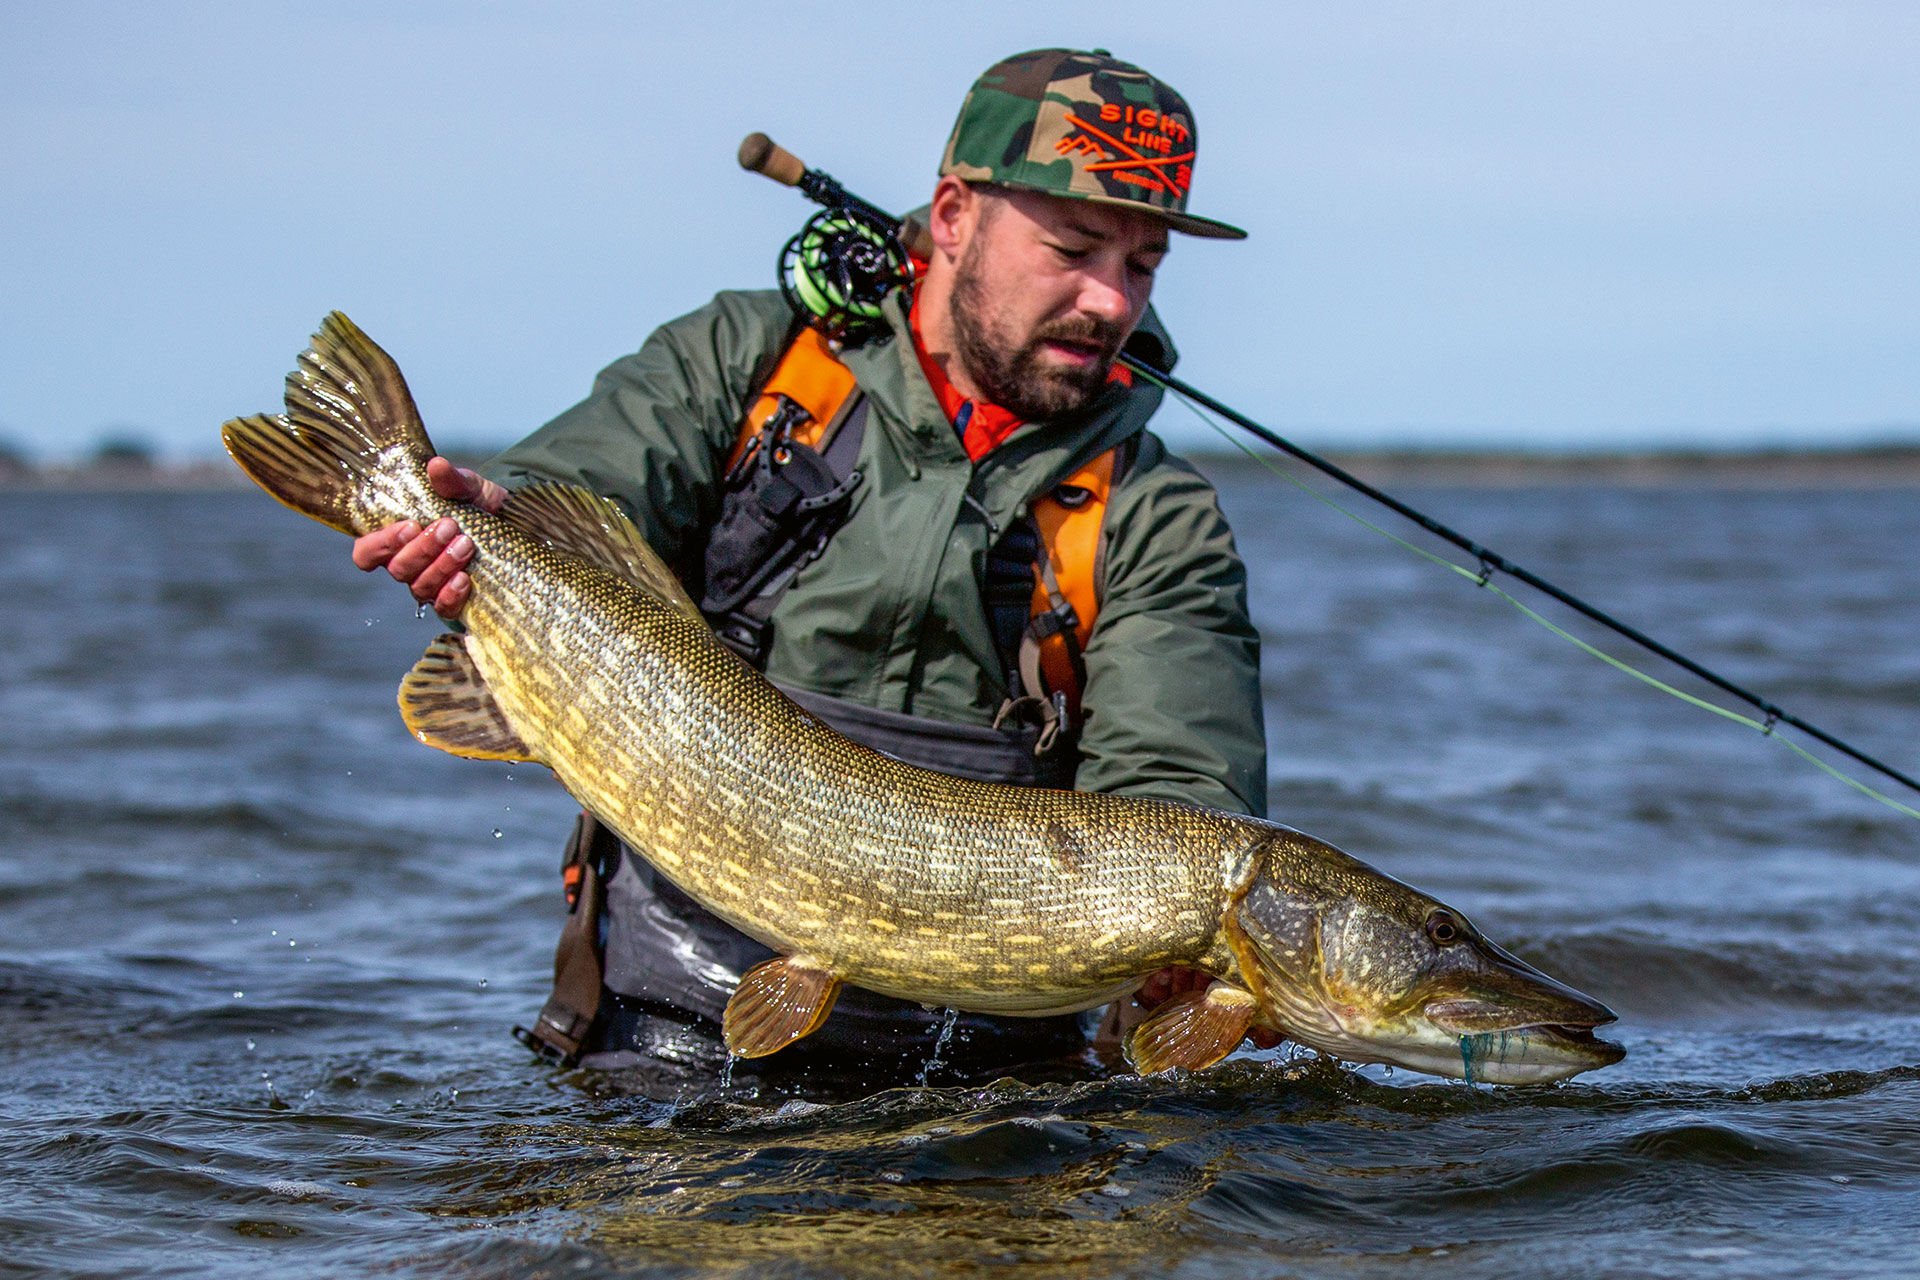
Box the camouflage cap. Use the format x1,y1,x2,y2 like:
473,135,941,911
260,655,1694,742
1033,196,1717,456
939,48,1245,240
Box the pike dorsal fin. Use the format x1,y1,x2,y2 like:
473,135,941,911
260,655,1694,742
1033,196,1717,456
1124,982,1258,1075
722,955,844,1059
397,633,541,763
498,482,702,621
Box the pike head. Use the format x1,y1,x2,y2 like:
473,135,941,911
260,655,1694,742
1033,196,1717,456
1230,831,1625,1084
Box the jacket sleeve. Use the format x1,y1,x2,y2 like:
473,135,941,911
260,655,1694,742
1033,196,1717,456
1072,436,1268,818
481,290,794,570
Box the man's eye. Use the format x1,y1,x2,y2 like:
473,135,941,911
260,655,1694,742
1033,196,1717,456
1052,244,1091,262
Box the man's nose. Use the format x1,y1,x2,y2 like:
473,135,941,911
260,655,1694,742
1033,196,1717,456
1075,262,1139,326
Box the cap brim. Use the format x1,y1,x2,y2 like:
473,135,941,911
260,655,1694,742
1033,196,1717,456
981,180,1247,241
1134,204,1247,241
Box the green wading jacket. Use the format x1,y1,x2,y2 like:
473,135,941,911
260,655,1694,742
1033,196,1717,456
485,288,1267,818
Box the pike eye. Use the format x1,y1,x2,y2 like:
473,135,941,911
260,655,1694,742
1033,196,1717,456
1425,912,1461,946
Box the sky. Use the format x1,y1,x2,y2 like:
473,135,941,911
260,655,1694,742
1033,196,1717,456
3,1,1917,461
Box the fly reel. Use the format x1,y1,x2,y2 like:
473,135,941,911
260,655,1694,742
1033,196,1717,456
778,207,915,345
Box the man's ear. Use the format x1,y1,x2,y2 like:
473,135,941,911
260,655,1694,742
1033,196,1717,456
927,175,977,262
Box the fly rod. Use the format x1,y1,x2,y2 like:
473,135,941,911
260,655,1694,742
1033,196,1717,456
737,132,1920,800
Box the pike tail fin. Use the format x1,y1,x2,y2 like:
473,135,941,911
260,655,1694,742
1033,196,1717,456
221,311,436,536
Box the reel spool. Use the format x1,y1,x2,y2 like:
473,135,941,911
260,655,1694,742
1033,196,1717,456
778,207,915,345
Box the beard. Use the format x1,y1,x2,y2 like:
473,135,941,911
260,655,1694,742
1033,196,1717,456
948,237,1128,423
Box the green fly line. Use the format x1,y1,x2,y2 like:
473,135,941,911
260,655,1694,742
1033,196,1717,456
1163,389,1920,825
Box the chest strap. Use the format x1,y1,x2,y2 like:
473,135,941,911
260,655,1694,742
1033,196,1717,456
700,326,869,666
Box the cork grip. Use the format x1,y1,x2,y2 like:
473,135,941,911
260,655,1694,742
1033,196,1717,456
738,132,806,187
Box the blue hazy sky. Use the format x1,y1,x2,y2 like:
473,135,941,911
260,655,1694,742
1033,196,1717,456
4,1,1917,460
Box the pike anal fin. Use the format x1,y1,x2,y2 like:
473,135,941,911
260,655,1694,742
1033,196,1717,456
397,634,540,763
723,955,844,1059
1124,982,1258,1075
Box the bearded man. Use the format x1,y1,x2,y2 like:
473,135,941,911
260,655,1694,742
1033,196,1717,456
351,49,1269,1094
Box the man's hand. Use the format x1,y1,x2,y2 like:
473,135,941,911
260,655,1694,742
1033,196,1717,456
1135,965,1284,1050
350,457,508,619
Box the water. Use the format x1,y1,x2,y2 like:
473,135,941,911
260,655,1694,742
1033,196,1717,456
2,479,1916,1278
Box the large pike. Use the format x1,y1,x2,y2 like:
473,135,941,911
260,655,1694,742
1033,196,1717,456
223,314,1624,1085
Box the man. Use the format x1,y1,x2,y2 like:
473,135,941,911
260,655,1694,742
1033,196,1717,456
353,49,1269,1093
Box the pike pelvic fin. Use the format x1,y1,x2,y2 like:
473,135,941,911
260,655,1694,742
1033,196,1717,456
497,482,703,622
221,311,434,536
1124,981,1258,1075
722,955,844,1058
398,634,540,763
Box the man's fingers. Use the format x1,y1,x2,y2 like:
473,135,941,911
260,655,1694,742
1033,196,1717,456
426,456,507,512
403,530,475,609
433,571,472,619
1135,965,1213,1010
386,518,462,585
425,456,474,500
352,520,421,572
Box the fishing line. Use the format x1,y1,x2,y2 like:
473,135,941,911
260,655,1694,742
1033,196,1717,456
1155,381,1920,824
733,132,1920,817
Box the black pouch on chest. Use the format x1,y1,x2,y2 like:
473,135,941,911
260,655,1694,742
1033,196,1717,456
699,395,866,665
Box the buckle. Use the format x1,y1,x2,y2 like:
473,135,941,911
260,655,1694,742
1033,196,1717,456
514,1013,587,1074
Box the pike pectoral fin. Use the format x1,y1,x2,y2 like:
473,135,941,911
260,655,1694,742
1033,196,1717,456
397,634,540,762
722,955,844,1059
1124,982,1258,1075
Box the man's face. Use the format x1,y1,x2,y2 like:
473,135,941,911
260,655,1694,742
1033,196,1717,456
947,186,1169,421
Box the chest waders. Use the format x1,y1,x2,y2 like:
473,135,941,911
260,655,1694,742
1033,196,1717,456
513,326,1134,1072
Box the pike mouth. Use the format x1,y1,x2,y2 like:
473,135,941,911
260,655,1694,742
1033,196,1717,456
1515,1020,1626,1060
1425,1001,1625,1068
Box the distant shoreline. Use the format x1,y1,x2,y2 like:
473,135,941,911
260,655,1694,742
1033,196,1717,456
1191,444,1920,489
6,445,1920,491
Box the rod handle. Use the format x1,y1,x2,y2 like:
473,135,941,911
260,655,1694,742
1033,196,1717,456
738,132,806,187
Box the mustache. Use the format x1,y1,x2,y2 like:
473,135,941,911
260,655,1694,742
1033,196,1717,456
1031,316,1128,356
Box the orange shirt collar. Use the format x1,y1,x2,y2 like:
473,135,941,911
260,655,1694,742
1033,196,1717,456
908,289,1023,462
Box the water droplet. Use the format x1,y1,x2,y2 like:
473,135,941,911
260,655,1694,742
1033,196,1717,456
289,940,296,947
476,979,488,989
245,1039,256,1051
491,828,503,839
917,1008,961,1085
233,991,244,999
1098,1182,1131,1198
363,617,377,627
415,602,429,620
879,1171,905,1184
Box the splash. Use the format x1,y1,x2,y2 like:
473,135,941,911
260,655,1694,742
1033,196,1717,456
917,1008,961,1086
